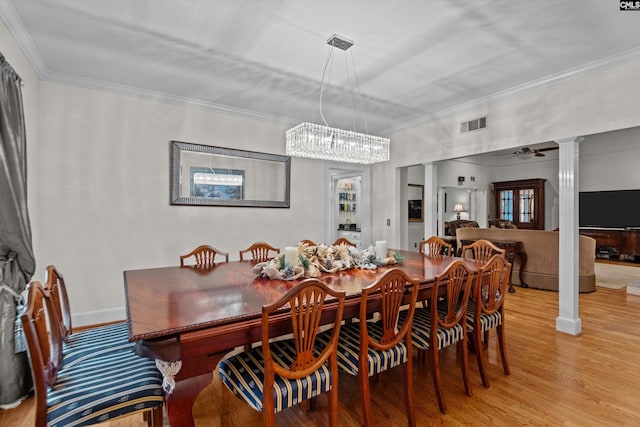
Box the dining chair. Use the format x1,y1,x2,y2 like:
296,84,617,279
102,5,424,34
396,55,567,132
21,281,164,427
324,268,420,426
218,279,346,426
332,237,357,247
419,236,453,256
400,259,475,414
239,241,280,262
460,239,505,261
299,239,318,246
180,244,229,266
44,265,132,366
467,254,512,388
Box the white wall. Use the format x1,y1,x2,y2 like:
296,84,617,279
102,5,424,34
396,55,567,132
375,58,640,248
33,81,326,324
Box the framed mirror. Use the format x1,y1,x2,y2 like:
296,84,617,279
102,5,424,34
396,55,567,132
408,184,424,222
170,141,291,208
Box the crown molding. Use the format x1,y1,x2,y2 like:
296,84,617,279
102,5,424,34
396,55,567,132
0,0,47,78
389,46,640,134
46,70,297,126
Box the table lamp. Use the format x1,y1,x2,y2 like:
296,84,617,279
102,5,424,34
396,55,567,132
453,203,465,220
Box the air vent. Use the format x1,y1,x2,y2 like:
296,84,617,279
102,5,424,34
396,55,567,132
460,116,487,133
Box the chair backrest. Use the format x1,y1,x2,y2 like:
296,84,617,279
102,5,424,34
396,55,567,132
430,260,475,330
180,244,229,266
43,265,72,342
359,268,420,352
299,239,318,246
239,241,280,262
474,254,512,316
21,281,62,425
419,236,453,256
461,239,505,262
261,279,346,379
332,237,356,247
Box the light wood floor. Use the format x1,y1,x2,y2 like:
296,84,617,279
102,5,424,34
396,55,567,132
3,286,640,426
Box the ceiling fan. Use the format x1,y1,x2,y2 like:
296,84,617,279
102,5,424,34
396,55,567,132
509,146,559,160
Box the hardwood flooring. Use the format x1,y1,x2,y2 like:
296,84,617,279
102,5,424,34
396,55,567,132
3,286,640,426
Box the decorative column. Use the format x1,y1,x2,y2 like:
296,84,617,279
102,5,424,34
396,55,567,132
556,136,584,335
423,162,438,239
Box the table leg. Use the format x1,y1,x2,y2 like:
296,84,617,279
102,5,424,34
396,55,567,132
166,372,213,427
505,250,517,294
517,252,528,289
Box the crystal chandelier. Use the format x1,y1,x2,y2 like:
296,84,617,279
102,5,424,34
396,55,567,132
285,35,390,164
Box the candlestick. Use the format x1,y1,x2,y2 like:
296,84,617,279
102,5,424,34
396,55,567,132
284,246,299,266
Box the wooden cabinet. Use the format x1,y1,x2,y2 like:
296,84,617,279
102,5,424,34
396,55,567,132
579,228,640,259
493,179,545,229
622,231,640,258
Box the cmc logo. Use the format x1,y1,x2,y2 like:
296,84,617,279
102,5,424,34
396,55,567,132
620,1,640,10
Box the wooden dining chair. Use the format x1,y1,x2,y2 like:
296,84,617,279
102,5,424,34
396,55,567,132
460,239,505,261
180,244,229,266
419,236,453,256
239,241,280,262
218,279,346,426
21,281,164,427
468,254,512,388
401,259,474,414
332,237,357,247
299,239,318,246
323,268,420,426
44,265,132,366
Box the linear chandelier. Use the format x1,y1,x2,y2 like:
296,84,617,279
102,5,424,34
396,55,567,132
285,35,390,164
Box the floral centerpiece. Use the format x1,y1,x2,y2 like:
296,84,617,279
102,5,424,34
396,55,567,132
252,242,404,281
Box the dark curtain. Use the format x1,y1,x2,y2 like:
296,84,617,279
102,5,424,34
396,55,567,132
0,52,35,406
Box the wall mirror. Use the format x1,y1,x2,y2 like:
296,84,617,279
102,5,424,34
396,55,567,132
170,141,291,208
408,184,424,222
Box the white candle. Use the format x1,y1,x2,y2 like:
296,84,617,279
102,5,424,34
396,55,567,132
375,240,388,260
284,246,298,266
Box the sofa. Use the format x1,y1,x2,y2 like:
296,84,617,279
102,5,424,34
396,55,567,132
455,228,596,292
444,220,479,236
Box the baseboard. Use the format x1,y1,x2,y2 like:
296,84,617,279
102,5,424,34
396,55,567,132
72,307,126,328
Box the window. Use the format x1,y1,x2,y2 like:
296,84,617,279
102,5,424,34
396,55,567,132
493,179,545,229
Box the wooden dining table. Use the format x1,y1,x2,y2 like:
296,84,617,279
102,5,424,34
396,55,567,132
124,249,482,426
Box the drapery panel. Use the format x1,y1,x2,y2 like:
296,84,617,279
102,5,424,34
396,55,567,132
0,51,35,407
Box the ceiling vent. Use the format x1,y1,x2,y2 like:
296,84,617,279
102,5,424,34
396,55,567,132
460,116,487,133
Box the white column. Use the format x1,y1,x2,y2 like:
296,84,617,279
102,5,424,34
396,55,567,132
556,136,584,335
423,162,438,238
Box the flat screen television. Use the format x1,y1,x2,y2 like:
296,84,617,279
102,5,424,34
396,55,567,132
579,189,640,229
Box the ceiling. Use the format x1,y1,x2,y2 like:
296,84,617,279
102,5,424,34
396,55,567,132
3,0,640,138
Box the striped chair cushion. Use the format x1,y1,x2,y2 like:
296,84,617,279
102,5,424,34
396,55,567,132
218,340,332,413
47,346,163,427
399,307,465,351
466,302,502,333
63,321,132,367
318,321,408,377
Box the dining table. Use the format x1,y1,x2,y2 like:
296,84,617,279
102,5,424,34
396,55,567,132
124,249,482,426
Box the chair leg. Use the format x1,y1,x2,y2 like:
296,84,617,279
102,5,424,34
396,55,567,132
458,337,473,397
359,371,373,427
483,329,489,350
329,385,338,427
497,323,511,375
430,347,447,414
221,384,231,427
403,354,416,426
474,328,490,388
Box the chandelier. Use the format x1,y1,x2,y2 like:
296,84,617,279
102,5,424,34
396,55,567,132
285,35,390,164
